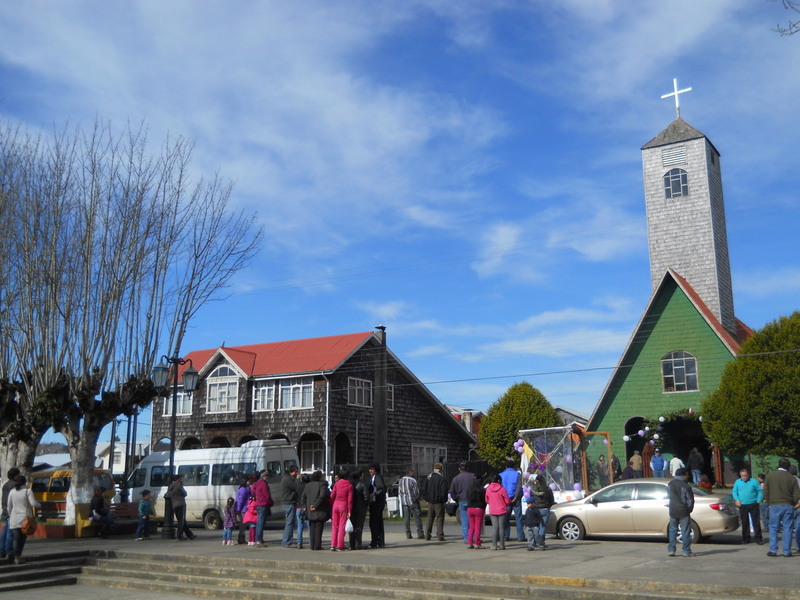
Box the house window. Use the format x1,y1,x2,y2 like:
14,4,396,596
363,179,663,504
300,440,324,472
412,445,447,475
661,351,698,392
387,383,394,411
348,377,372,407
163,391,192,416
207,365,239,413
664,168,688,199
278,377,313,409
253,380,275,411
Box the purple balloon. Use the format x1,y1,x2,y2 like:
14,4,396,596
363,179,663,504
637,430,645,437
649,440,655,445
602,439,609,445
549,483,558,491
565,454,572,464
573,483,582,491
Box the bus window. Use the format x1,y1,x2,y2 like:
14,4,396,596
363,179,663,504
31,477,49,493
178,464,209,486
211,462,257,485
50,477,70,494
151,465,171,488
129,468,146,489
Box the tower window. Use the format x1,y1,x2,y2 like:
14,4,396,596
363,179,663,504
663,168,688,199
661,351,698,392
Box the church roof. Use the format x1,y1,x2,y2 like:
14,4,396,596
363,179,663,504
641,118,709,150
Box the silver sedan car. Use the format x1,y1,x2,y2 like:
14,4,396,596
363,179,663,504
549,479,739,542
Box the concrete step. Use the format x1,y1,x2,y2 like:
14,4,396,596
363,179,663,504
0,551,91,592
74,551,790,600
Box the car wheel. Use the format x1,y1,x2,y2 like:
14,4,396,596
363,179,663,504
203,509,222,530
676,519,700,544
558,517,585,541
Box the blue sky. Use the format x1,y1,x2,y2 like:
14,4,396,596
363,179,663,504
2,1,799,446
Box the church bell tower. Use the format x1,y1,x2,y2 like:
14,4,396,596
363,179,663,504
641,79,736,335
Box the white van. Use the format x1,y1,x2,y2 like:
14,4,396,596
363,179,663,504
127,439,298,529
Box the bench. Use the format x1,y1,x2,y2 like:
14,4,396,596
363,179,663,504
75,502,144,537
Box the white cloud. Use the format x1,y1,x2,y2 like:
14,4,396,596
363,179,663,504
735,267,800,298
479,327,630,358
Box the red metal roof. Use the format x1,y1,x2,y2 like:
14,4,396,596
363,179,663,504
179,331,375,378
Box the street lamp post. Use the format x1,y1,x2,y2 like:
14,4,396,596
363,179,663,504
152,353,199,539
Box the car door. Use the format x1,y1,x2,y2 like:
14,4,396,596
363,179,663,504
631,482,670,535
583,484,635,535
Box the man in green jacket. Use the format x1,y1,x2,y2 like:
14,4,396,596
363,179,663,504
763,458,800,557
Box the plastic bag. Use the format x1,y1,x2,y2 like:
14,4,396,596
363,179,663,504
345,518,354,533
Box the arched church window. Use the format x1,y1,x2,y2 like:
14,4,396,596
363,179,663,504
661,351,698,393
663,168,688,199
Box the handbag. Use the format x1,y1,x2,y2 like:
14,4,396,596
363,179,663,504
21,515,38,536
445,501,458,517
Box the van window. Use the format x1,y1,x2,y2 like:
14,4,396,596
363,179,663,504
267,461,282,479
178,464,210,486
284,459,298,473
151,465,171,488
129,468,146,489
212,462,257,485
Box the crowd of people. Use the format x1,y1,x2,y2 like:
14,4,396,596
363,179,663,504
4,455,800,562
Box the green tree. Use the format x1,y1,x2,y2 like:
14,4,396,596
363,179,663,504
702,311,800,460
477,381,562,469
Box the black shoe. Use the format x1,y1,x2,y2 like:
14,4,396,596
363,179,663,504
783,553,793,557
406,534,412,539
756,540,765,545
767,551,778,557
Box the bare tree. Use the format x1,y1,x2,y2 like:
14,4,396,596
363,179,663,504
0,119,262,521
773,0,800,35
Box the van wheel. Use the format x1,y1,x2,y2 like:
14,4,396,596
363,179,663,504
203,509,222,530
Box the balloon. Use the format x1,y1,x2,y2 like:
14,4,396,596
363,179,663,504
518,446,524,454
518,438,525,446
645,426,650,432
622,435,630,442
699,416,703,422
637,430,645,437
573,483,582,491
565,454,572,464
549,483,558,491
649,440,655,445
688,408,694,414
539,464,546,471
659,416,666,423
653,434,660,440
602,439,609,445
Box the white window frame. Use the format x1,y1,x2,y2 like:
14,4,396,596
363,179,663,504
411,444,447,475
348,377,373,407
252,380,275,412
278,377,314,410
300,440,324,472
207,366,239,414
163,391,192,416
661,350,699,393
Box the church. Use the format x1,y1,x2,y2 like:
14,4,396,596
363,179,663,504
586,81,751,486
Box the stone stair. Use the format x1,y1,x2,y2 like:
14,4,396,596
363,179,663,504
74,551,800,600
0,551,91,592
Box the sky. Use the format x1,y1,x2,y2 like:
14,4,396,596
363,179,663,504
2,1,799,447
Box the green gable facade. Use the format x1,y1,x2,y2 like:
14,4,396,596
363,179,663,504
587,271,742,482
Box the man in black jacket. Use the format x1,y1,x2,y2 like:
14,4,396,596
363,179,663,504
667,467,695,557
421,463,448,541
367,463,386,548
281,465,299,547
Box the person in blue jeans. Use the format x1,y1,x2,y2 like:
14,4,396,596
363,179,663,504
667,468,695,557
763,459,800,557
448,463,476,543
1,468,21,560
650,449,666,478
281,466,300,547
135,490,154,541
499,461,523,541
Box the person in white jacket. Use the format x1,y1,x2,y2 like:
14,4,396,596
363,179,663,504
7,476,40,565
669,455,685,476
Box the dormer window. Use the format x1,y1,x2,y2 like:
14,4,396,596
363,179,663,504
664,168,688,199
207,365,239,413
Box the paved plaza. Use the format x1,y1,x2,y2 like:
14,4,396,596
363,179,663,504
17,519,800,599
